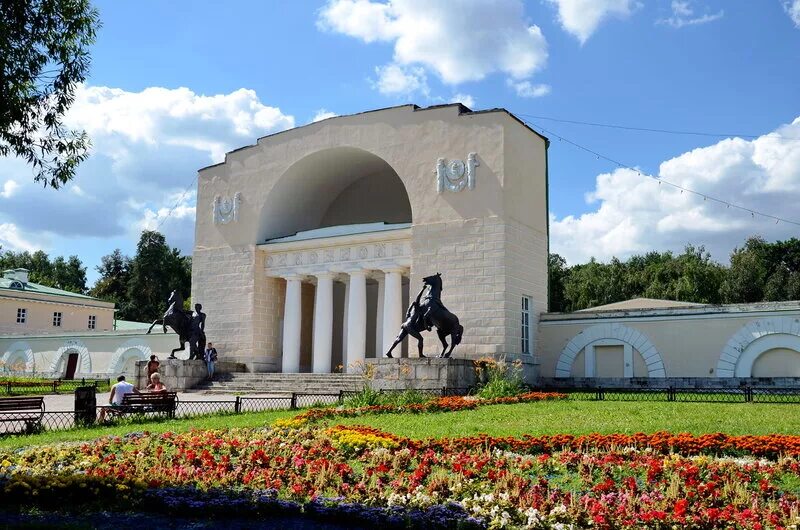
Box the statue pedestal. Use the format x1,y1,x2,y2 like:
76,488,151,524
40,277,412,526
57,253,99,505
136,359,207,391
364,357,476,391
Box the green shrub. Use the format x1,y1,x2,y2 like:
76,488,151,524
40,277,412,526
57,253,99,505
475,357,525,399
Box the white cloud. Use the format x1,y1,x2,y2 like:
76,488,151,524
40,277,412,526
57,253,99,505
319,0,548,85
372,63,429,97
0,223,38,252
784,0,800,27
550,117,800,264
450,93,476,108
658,1,724,28
0,85,295,254
547,0,638,43
508,80,551,98
0,180,19,199
311,109,338,122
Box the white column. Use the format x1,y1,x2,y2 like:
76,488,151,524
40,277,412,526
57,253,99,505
346,270,367,372
282,275,303,373
382,269,404,355
312,273,334,374
375,276,385,357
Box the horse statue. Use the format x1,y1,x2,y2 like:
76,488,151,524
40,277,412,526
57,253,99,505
147,290,194,359
385,273,463,359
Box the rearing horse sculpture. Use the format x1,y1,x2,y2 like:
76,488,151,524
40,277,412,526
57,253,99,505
147,290,192,359
419,273,463,358
385,273,463,359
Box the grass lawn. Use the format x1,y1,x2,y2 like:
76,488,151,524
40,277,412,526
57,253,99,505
333,400,800,438
0,409,296,450
2,399,797,451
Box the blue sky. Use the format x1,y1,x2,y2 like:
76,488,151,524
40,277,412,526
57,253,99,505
1,0,799,284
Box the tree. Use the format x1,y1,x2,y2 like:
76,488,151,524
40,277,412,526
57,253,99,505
0,248,86,293
125,231,192,322
90,249,131,311
547,253,569,312
0,0,100,188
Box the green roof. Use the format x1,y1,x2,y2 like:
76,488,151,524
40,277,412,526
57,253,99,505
114,319,153,330
0,278,100,301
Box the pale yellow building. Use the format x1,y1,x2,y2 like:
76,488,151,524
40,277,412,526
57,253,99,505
1,268,114,335
193,104,548,375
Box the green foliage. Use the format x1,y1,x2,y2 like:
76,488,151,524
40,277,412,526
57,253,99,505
549,236,800,312
89,249,131,311
0,0,100,188
122,230,192,322
342,387,432,408
0,249,87,294
475,357,525,399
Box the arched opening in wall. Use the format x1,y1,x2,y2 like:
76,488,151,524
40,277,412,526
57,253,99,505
736,334,800,377
569,341,650,378
258,147,412,241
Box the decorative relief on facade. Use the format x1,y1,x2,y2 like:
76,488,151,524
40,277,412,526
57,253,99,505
212,192,241,224
436,152,478,193
264,239,412,276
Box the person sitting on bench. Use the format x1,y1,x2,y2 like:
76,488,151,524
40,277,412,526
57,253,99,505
146,372,167,393
99,375,139,422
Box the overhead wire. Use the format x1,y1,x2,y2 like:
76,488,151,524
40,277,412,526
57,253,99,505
515,113,797,140
520,118,800,228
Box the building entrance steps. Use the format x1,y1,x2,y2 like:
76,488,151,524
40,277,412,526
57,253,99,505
191,372,365,394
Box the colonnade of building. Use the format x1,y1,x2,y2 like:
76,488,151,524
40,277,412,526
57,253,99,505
277,266,409,373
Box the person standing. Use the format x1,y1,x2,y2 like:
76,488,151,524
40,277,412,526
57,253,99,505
204,342,218,380
146,355,160,380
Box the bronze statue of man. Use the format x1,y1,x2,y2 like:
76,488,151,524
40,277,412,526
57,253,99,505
188,303,206,360
386,286,430,358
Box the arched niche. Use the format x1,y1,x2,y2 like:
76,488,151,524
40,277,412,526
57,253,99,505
49,339,91,376
555,323,665,378
1,341,35,373
258,147,412,241
716,317,800,377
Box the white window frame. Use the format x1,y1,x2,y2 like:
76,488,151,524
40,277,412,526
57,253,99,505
521,296,531,354
88,315,96,330
16,308,27,324
53,312,62,327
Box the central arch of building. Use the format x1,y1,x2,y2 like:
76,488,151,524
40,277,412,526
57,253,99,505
259,147,414,373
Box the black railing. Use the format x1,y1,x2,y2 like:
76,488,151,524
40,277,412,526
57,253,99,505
537,386,800,403
1,378,110,396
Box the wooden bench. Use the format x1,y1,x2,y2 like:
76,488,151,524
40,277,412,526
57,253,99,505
100,392,178,420
0,396,45,433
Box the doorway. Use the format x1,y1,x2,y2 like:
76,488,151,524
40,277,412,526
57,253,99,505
64,353,79,379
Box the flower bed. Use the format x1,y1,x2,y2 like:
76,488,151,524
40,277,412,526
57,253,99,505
2,425,799,529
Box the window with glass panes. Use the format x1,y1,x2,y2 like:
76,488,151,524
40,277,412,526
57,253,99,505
53,312,62,327
88,315,96,329
521,296,531,354
16,308,26,324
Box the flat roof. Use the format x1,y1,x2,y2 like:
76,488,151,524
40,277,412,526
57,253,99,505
199,103,549,172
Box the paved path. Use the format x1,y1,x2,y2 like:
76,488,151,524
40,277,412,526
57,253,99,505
42,391,288,411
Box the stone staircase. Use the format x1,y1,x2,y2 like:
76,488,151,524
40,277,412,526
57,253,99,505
191,373,365,395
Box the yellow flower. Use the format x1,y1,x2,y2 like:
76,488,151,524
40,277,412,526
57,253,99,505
1,459,12,468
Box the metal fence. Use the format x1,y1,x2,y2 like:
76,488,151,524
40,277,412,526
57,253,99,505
0,378,110,396
0,388,475,436
538,386,800,403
